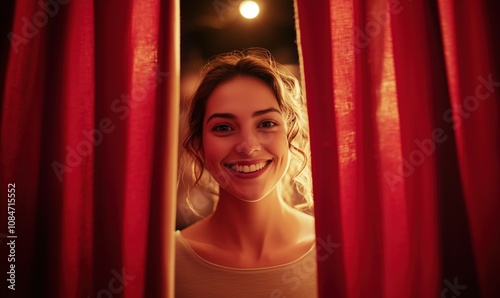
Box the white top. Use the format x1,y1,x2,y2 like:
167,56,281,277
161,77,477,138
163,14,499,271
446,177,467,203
175,230,318,298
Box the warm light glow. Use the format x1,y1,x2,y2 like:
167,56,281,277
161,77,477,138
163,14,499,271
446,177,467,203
239,1,260,19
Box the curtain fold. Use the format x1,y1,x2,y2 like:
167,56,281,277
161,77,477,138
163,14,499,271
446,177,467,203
0,0,179,297
294,0,346,297
296,0,499,297
437,2,500,297
58,1,95,296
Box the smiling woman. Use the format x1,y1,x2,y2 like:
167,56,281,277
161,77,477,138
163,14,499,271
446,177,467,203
176,48,317,297
202,76,290,203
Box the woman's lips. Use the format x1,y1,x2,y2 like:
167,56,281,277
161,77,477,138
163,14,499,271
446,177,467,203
224,160,272,176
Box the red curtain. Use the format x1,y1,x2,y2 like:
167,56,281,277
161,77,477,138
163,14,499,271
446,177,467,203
1,0,178,297
296,0,500,297
2,0,500,298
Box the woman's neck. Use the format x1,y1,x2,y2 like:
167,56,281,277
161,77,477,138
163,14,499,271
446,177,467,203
206,187,292,256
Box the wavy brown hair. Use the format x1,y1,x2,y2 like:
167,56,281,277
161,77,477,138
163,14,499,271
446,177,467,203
180,48,313,213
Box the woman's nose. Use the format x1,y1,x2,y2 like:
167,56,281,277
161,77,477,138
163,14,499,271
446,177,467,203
235,132,261,156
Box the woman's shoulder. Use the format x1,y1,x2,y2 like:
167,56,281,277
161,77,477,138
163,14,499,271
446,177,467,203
178,217,213,246
177,218,227,260
288,207,316,244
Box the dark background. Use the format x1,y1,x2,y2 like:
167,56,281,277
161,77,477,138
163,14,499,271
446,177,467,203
181,0,298,65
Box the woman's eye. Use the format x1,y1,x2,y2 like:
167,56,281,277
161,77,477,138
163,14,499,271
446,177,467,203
212,124,233,132
259,121,277,128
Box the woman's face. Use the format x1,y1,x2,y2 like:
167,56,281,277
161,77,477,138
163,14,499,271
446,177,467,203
202,75,289,202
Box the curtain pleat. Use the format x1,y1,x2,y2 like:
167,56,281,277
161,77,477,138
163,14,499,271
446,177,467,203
1,1,47,297
438,1,500,296
294,0,347,297
58,1,95,297
390,2,443,297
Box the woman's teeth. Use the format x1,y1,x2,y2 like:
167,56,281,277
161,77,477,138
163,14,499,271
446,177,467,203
230,161,268,173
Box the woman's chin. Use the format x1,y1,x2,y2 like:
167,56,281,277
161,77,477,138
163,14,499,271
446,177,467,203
224,190,259,202
223,186,275,203
235,195,266,203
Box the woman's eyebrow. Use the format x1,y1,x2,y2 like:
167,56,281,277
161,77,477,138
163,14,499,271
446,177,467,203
206,113,236,123
252,107,281,117
206,107,281,123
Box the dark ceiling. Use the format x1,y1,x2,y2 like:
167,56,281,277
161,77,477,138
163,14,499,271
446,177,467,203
180,0,299,66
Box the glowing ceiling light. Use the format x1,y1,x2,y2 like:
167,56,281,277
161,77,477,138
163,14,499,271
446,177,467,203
239,1,260,19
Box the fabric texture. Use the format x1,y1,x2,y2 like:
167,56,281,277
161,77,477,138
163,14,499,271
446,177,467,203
175,231,318,298
295,0,500,297
0,1,179,297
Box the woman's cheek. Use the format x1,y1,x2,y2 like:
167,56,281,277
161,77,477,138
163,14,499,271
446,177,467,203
203,136,226,167
257,131,275,145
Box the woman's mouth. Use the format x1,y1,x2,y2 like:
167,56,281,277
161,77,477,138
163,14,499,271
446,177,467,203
225,160,272,174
